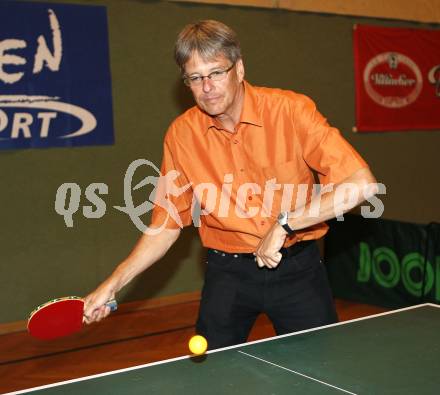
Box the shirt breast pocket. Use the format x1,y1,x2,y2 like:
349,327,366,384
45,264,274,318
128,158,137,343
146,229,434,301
260,160,310,215
261,160,300,184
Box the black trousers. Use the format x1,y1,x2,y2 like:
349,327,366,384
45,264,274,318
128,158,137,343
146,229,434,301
196,241,338,350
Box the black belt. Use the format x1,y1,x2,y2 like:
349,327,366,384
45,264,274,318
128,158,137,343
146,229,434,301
210,240,315,260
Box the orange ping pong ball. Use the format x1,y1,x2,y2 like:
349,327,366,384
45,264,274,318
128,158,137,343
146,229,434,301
188,335,208,355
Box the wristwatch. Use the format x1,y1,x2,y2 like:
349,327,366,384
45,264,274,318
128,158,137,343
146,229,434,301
277,212,296,236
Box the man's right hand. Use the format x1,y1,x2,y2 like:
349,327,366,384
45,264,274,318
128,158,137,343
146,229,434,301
83,283,116,324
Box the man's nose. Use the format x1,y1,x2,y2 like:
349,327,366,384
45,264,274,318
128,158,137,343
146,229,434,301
202,76,213,93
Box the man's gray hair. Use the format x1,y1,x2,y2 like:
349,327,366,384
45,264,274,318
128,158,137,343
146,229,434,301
174,20,242,74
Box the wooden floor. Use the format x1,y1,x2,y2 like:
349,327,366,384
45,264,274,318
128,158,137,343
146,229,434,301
0,299,387,394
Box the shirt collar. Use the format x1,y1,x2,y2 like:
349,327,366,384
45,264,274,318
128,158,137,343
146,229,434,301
202,80,263,135
240,80,263,127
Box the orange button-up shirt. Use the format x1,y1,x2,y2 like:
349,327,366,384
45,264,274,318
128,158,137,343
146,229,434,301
151,81,367,252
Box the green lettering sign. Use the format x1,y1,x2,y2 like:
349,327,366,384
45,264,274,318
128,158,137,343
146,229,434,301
401,253,434,297
357,242,371,282
357,242,440,301
372,247,400,288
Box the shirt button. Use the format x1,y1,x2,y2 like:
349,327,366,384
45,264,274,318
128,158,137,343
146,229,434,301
233,139,239,144
260,220,266,226
240,168,244,172
248,196,253,200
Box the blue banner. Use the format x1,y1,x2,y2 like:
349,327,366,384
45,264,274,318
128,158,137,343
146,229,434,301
0,1,114,149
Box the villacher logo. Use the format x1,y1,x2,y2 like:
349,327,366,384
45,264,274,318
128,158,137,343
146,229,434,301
363,52,423,108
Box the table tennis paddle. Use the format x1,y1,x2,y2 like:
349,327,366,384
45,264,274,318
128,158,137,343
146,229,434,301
27,296,117,340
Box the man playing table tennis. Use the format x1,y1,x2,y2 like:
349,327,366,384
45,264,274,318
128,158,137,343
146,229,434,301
84,20,378,349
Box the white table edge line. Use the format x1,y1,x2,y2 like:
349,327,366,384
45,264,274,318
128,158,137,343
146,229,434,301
237,350,358,395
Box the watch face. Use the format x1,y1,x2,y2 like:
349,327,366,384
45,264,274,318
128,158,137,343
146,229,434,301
277,212,287,225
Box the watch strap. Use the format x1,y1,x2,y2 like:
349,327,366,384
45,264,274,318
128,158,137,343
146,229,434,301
281,222,295,236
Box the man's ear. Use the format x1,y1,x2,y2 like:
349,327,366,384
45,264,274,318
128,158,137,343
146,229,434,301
236,58,245,82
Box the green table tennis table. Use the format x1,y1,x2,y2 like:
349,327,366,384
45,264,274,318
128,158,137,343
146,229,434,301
5,304,440,395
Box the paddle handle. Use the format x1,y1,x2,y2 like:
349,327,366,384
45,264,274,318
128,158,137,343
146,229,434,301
105,299,118,312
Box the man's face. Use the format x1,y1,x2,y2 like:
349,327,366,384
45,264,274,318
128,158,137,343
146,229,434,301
183,52,244,118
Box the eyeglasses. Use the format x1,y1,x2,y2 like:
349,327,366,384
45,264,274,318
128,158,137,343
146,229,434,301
183,63,235,87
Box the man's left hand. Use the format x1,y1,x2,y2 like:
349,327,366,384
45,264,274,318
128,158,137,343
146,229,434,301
254,222,288,268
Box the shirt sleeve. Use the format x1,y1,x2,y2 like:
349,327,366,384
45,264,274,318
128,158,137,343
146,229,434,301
150,129,193,230
293,94,368,185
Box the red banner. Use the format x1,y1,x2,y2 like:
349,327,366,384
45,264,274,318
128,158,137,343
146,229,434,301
353,24,440,132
